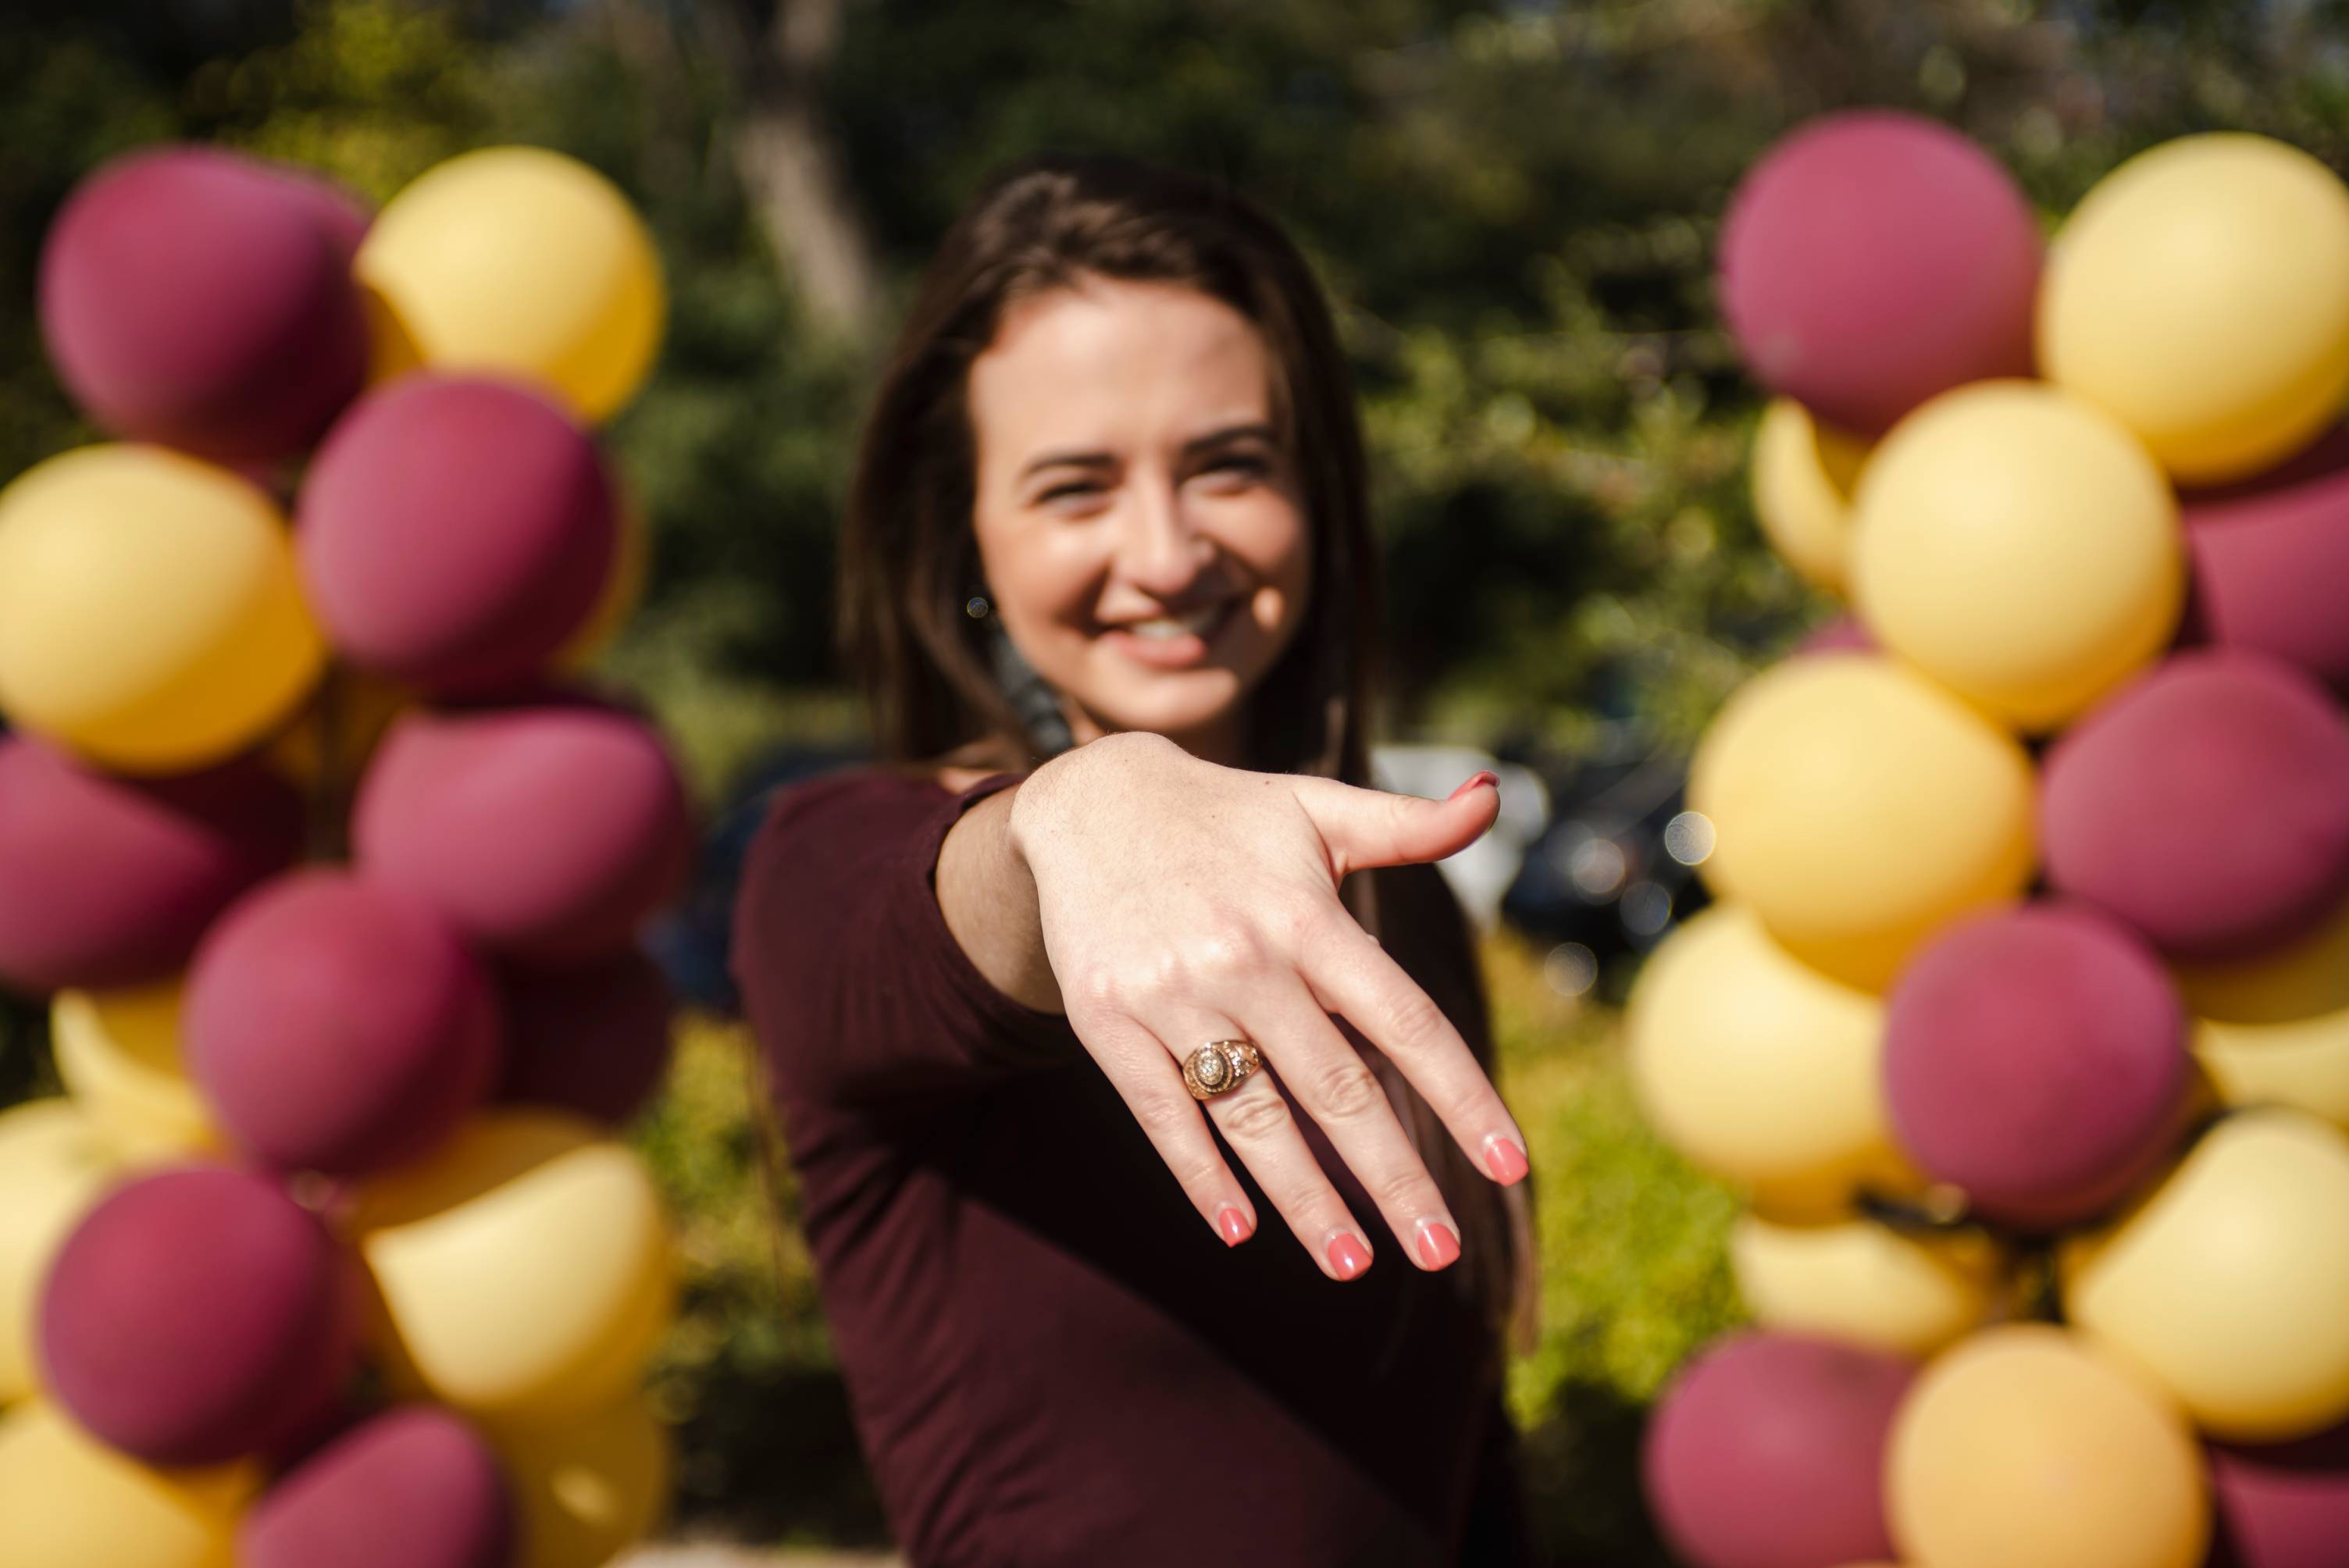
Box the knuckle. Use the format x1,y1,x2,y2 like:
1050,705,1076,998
1190,920,1269,975
1380,989,1450,1056
1217,1086,1294,1141
1377,1167,1431,1214
1274,893,1336,956
1132,1089,1198,1139
1121,957,1181,1008
1175,1154,1228,1195
1312,1057,1386,1121
1447,1081,1504,1130
1072,964,1121,1010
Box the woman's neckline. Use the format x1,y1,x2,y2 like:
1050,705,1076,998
929,764,1004,793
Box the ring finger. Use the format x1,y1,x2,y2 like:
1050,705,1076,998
1166,1014,1380,1282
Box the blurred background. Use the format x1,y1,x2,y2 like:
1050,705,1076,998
1,0,2340,1560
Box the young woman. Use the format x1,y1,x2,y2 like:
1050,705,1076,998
732,153,1539,1567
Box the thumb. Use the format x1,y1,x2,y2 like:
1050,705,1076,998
1292,770,1499,880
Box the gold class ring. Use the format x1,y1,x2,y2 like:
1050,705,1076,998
1182,1039,1264,1099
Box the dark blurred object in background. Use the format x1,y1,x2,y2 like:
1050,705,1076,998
643,742,868,1014
1501,752,1712,1007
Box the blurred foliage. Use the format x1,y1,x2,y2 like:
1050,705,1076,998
636,1014,893,1547
9,0,2349,1556
1484,931,1743,1566
13,0,2349,778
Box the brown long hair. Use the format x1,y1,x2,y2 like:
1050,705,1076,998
836,153,1536,1356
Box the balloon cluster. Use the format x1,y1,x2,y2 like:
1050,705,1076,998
1633,112,2349,1568
0,142,685,1568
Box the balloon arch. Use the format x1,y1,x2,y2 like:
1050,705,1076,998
1638,114,2349,1568
0,142,682,1568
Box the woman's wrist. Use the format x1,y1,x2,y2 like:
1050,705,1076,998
939,771,1063,1014
1006,729,1180,874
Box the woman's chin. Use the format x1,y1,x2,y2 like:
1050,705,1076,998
1080,679,1245,744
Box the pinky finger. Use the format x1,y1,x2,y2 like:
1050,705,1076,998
1081,1014,1260,1246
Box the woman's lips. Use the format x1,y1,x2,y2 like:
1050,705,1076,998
1099,600,1237,668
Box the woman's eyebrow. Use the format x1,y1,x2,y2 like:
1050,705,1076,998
1185,421,1278,454
1018,421,1277,482
1018,448,1117,479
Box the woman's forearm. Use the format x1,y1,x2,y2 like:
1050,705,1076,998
936,775,1064,1014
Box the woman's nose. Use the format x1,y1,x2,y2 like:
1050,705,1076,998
1116,476,1214,593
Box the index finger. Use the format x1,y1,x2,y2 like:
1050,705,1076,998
1298,915,1531,1187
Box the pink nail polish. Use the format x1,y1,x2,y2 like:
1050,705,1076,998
1482,1134,1529,1186
1448,770,1499,802
1325,1231,1371,1280
1415,1219,1461,1270
1217,1206,1252,1246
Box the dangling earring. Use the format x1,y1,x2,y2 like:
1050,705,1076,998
969,581,1075,758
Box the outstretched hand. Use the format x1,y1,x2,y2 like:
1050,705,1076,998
1007,731,1531,1281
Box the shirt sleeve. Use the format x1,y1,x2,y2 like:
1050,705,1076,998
729,766,1086,1108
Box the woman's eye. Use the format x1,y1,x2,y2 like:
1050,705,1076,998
1037,481,1103,505
1197,454,1271,486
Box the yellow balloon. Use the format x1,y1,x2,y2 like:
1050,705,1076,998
1730,1210,2001,1356
0,1401,255,1568
2174,897,2349,1128
2040,133,2349,484
1887,1325,2207,1568
1687,652,2037,989
2062,1107,2349,1440
0,1099,121,1403
1752,397,1870,593
553,483,647,671
357,146,665,422
353,1110,675,1421
484,1393,672,1568
0,447,323,773
1627,905,1916,1215
1849,380,2183,731
51,985,219,1164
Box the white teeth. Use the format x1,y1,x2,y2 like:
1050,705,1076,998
1125,604,1225,640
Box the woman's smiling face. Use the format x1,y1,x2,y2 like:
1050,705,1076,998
966,275,1314,766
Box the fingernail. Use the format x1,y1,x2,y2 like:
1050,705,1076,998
1414,1217,1461,1270
1217,1206,1252,1246
1482,1133,1529,1186
1324,1230,1372,1280
1448,770,1499,803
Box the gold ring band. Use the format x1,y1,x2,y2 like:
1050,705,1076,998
1182,1039,1262,1099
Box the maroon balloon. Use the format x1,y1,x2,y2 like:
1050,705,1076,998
497,949,676,1127
38,144,368,462
2211,1421,2349,1568
1717,111,2041,435
1643,1331,1913,1568
297,374,618,693
37,1166,358,1467
354,704,691,963
2042,650,2349,960
184,870,501,1174
2182,424,2349,694
1884,903,2191,1228
240,1406,515,1568
273,167,372,262
0,736,301,995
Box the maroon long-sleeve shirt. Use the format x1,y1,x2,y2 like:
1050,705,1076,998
730,766,1536,1567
